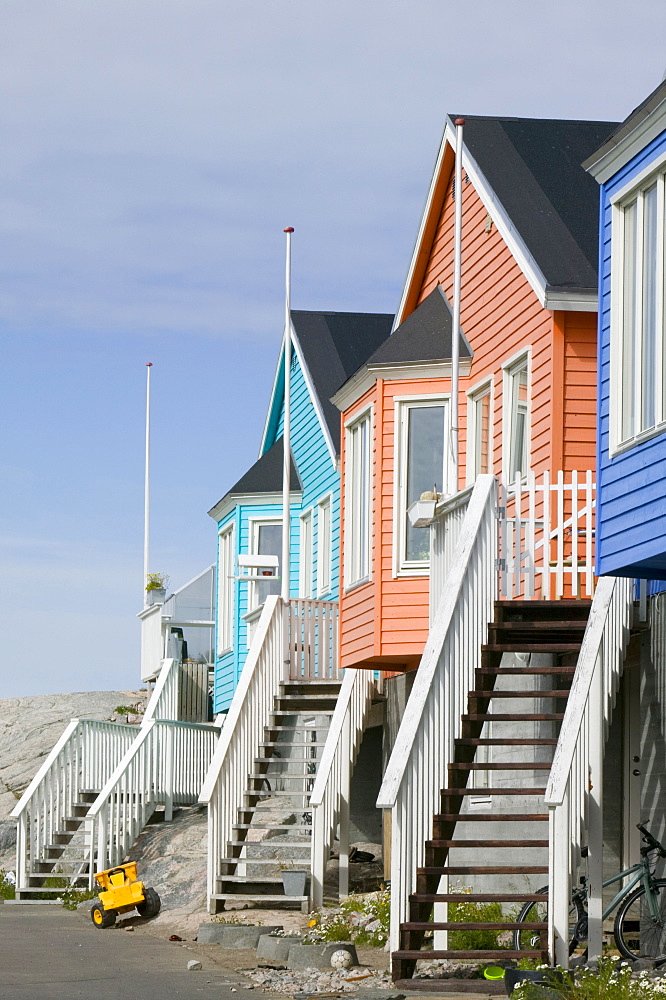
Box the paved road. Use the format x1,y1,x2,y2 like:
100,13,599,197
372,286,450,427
0,904,255,999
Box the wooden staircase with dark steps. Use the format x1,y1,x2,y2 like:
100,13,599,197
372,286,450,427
392,599,591,990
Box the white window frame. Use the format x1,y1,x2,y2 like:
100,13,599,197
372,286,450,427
344,406,373,590
317,494,332,597
502,350,531,484
217,524,235,656
299,509,314,599
247,516,282,611
393,394,451,577
466,377,494,485
609,152,666,455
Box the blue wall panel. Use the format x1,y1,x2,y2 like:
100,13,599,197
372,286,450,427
596,128,666,579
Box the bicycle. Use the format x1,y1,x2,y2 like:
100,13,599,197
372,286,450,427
514,823,666,961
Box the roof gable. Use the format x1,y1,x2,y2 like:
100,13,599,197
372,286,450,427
396,114,618,324
207,437,301,520
364,285,471,367
584,79,666,183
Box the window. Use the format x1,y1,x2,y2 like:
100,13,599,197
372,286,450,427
612,164,666,449
395,398,449,572
217,525,234,655
467,380,493,482
504,356,529,482
249,519,282,610
345,410,371,587
317,496,332,596
299,511,313,598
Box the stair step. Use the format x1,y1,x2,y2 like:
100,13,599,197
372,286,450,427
450,763,551,770
457,739,557,746
254,758,322,765
265,726,331,732
496,599,591,618
270,709,335,717
229,840,311,848
469,690,569,699
211,893,307,903
401,922,547,931
425,840,548,849
462,714,564,721
33,860,89,872
219,858,310,866
247,773,317,781
490,621,587,631
233,824,313,831
440,788,546,796
393,950,542,961
217,875,289,886
476,667,575,675
238,806,312,813
482,644,582,653
410,893,548,903
435,814,548,823
243,791,311,799
417,866,548,875
259,742,328,749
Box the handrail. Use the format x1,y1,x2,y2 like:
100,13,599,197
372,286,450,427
377,475,498,953
199,595,284,908
143,657,178,722
544,575,634,966
430,483,475,622
287,599,340,680
310,667,376,907
87,718,219,881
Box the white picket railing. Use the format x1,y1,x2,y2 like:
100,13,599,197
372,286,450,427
199,595,285,909
545,575,634,966
10,719,136,892
499,470,596,600
287,599,340,680
143,657,180,722
310,668,377,907
377,474,498,951
86,718,219,881
143,657,211,724
429,483,475,622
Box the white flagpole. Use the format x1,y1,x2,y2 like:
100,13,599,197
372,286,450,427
450,117,465,492
143,362,153,605
281,228,294,603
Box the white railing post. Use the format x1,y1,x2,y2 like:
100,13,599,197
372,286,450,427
337,705,351,900
551,796,571,967
164,723,175,822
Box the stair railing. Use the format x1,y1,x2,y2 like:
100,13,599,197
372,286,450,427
287,599,340,680
430,483,475,622
545,575,634,966
10,719,136,893
310,668,376,907
198,595,285,911
377,474,498,951
86,718,219,882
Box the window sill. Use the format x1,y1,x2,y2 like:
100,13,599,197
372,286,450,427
216,646,233,659
344,577,371,595
394,566,430,578
611,422,666,458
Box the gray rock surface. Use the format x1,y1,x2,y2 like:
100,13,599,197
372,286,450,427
197,923,282,947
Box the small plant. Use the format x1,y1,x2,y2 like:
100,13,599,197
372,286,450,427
0,870,15,900
516,956,545,970
210,914,262,925
146,573,169,593
114,706,133,715
512,956,666,1000
305,890,390,947
447,886,505,950
61,887,98,911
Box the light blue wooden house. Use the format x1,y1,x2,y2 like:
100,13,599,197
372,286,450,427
207,310,392,713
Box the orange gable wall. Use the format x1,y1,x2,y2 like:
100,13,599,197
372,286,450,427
339,168,597,670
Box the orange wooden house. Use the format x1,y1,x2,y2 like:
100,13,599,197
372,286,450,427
332,114,616,673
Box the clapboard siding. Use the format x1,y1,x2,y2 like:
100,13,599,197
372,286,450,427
596,126,666,578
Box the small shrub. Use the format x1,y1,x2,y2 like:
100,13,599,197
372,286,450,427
114,706,133,715
0,870,15,900
447,888,504,950
61,887,98,911
512,956,666,1000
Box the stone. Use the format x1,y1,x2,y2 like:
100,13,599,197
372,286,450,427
256,933,302,963
196,923,282,947
287,941,358,971
187,960,202,971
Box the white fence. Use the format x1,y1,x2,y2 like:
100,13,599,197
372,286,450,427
499,470,596,600
377,475,498,951
11,719,136,892
143,657,210,724
287,599,340,680
86,718,219,880
545,576,634,965
199,595,285,909
310,668,377,907
430,483,474,622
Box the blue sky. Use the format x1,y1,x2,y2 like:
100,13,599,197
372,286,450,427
1,0,665,697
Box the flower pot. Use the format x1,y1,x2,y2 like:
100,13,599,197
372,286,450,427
281,869,309,897
146,588,166,606
505,968,563,996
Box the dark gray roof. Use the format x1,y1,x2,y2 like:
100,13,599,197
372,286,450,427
453,114,618,292
582,79,666,172
363,286,471,367
291,310,393,448
209,437,300,517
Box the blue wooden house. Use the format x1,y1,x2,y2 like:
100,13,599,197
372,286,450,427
584,79,666,581
207,310,392,713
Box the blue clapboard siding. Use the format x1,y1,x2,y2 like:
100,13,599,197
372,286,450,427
596,127,666,580
212,339,339,713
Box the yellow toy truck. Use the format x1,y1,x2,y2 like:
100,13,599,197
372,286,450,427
90,862,161,928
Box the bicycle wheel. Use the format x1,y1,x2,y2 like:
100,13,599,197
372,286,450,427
614,878,666,960
513,886,587,954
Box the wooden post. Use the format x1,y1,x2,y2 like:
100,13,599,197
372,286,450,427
587,651,604,959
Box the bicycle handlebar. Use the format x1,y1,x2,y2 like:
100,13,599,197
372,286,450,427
637,823,666,857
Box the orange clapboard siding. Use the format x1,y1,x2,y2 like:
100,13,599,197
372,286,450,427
338,160,598,671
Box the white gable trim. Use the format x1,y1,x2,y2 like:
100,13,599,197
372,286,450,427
208,489,303,524
586,99,666,185
291,332,337,466
395,119,598,328
259,323,292,457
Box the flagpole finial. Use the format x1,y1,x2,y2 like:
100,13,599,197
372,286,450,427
283,227,294,233
455,117,465,126
146,362,153,367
